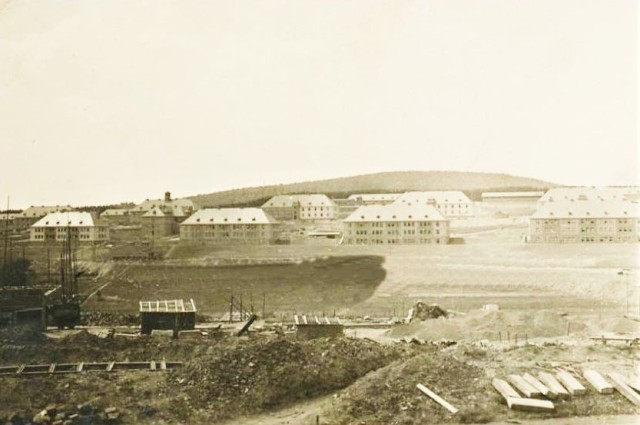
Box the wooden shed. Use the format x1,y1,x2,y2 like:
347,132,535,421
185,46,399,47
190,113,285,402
139,299,196,335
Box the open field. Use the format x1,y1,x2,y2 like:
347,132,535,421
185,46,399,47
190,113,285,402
83,256,386,315
81,227,639,322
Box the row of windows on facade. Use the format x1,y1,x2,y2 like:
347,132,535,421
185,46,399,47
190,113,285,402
533,227,635,233
351,229,440,236
346,238,442,244
32,234,102,240
184,224,270,230
348,222,441,227
538,219,638,225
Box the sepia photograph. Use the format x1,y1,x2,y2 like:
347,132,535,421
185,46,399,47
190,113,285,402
0,0,638,424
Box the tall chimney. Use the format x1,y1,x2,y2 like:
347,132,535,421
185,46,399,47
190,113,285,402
165,191,171,202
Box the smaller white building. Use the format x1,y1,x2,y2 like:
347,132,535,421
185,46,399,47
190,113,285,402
347,194,401,205
30,212,109,242
393,191,473,218
262,194,336,221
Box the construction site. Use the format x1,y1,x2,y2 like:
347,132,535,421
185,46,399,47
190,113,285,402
0,224,639,425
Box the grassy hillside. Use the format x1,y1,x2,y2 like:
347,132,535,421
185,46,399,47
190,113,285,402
190,171,556,207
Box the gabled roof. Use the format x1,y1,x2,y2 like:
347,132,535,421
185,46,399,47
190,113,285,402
139,299,197,313
18,205,72,218
262,194,334,208
482,191,544,199
131,198,197,214
347,194,401,202
531,200,640,219
538,187,640,204
393,191,472,206
142,207,166,217
181,208,278,225
344,204,445,223
32,212,96,228
0,213,19,221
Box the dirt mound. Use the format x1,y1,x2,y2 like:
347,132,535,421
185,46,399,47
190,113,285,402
588,316,640,335
388,310,587,341
332,351,492,425
171,337,407,422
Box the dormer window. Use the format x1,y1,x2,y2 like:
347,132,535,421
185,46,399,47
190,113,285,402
237,218,241,222
224,218,228,222
196,218,200,222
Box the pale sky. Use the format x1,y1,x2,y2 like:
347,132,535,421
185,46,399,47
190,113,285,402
0,0,637,209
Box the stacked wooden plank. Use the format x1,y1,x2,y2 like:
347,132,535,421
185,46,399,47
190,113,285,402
491,377,554,412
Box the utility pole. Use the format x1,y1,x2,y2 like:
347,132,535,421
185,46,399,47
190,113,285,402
3,196,9,268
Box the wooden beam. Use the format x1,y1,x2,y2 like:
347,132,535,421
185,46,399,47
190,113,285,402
160,360,167,371
48,364,56,374
625,373,640,392
582,369,613,394
492,378,521,400
608,372,640,407
106,361,115,372
76,362,84,372
538,372,570,399
16,364,25,375
294,315,299,325
416,383,458,414
556,371,586,396
507,375,542,398
523,373,556,399
506,396,555,412
150,361,156,371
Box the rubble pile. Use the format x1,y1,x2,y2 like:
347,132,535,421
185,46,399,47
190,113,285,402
171,337,407,422
1,403,122,425
411,302,448,321
333,351,491,425
80,312,139,327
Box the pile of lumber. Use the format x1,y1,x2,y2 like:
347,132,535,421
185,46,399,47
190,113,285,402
492,367,640,413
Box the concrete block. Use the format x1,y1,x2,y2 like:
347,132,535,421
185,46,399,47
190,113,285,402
538,372,570,399
523,373,556,399
582,369,614,394
507,374,542,398
492,378,521,401
608,372,640,407
556,371,586,396
506,396,555,412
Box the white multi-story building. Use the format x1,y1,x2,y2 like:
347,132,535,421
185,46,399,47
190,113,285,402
529,199,640,243
30,212,109,242
392,191,473,218
343,204,449,245
262,194,336,221
179,208,280,244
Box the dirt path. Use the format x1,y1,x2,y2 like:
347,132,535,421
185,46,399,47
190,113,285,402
219,394,336,425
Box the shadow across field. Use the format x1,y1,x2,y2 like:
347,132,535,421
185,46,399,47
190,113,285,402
84,256,387,316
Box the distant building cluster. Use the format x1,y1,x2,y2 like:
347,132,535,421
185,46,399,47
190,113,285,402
3,186,638,246
528,188,640,243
